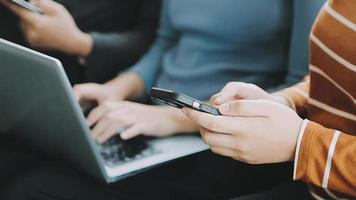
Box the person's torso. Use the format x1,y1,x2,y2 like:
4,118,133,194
308,0,356,199
309,0,356,135
156,0,292,100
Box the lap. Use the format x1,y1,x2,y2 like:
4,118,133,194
1,150,294,200
235,181,313,200
0,136,42,185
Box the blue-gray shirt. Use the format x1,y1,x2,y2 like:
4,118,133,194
130,0,293,100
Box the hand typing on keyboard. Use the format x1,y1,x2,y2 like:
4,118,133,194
80,102,159,167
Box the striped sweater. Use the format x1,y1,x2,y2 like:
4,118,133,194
280,0,356,199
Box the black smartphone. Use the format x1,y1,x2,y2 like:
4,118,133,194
151,87,221,116
10,0,44,14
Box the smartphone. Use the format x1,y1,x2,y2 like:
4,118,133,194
10,0,44,14
151,87,221,116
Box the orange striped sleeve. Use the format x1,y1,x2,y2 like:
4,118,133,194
294,120,356,197
277,76,310,117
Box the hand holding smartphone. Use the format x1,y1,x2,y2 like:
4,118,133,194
151,87,221,116
9,0,44,14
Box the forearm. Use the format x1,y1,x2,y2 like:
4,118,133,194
83,26,156,71
128,0,179,94
69,31,93,57
104,72,145,101
294,120,356,197
82,0,159,80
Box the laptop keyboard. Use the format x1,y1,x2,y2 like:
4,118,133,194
98,136,160,168
80,101,161,168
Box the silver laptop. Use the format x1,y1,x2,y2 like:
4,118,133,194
0,38,208,183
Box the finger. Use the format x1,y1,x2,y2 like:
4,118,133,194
214,82,245,105
200,127,236,149
2,0,41,23
210,146,238,158
214,82,267,105
210,93,221,105
94,109,132,142
120,124,144,140
87,105,107,127
73,84,99,102
34,0,60,15
91,118,110,138
73,90,80,101
96,124,120,144
183,108,255,134
218,100,276,117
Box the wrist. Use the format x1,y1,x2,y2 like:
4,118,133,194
71,31,93,57
104,72,145,101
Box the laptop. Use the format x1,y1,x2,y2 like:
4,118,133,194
0,38,208,183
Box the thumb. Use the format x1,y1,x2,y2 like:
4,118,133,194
31,0,60,14
218,100,276,117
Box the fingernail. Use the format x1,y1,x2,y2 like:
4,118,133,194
120,133,128,140
219,103,230,113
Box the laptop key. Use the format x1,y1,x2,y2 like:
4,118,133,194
98,136,160,168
